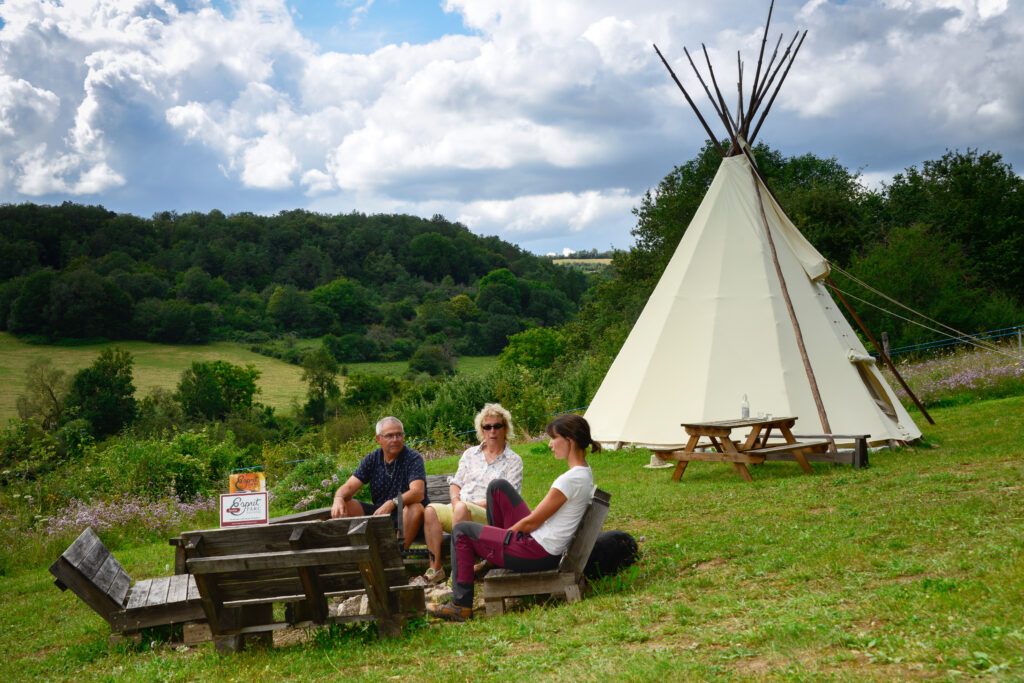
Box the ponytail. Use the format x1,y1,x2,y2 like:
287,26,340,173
545,414,600,454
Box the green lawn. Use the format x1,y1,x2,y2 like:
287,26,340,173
0,333,498,422
4,395,1023,680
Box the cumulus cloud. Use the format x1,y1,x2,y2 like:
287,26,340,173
0,0,1022,252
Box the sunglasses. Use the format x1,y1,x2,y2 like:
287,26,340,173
481,423,505,431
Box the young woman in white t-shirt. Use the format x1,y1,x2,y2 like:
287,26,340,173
428,414,600,621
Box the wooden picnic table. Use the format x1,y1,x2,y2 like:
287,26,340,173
656,417,830,482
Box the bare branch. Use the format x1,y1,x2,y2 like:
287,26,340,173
750,30,807,143
652,43,726,156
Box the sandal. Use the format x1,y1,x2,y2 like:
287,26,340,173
428,602,472,621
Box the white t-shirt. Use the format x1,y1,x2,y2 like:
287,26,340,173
529,465,594,556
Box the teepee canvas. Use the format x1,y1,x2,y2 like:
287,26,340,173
585,6,922,449
585,153,921,449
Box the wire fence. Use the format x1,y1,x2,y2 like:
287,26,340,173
880,324,1024,358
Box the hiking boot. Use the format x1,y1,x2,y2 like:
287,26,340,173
473,560,493,579
428,602,472,621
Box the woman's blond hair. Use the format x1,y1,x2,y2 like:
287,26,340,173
474,403,515,443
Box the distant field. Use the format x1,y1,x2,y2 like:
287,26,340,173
0,333,498,422
552,258,612,265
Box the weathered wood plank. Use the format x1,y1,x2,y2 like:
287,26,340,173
166,573,190,604
741,440,830,456
124,578,153,611
187,546,371,575
143,576,171,608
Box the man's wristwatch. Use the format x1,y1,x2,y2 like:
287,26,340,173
392,496,401,507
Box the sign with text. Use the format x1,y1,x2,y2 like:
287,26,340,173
219,492,269,527
229,471,266,493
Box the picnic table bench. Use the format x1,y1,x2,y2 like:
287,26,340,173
178,515,424,652
657,417,831,481
50,527,206,645
481,488,612,615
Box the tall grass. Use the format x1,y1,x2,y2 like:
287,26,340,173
884,341,1024,407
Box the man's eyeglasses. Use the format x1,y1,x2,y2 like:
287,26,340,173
381,432,405,440
482,423,505,431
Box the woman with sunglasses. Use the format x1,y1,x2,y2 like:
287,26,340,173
415,403,523,586
429,413,599,621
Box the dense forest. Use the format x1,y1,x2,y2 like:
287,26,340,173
0,209,592,363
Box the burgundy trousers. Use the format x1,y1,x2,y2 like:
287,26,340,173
449,479,560,608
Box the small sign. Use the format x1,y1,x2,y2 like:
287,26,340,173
219,492,269,527
230,472,266,493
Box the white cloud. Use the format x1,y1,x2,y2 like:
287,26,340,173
0,0,1022,249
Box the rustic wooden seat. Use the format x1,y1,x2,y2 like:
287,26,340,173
179,515,424,652
49,527,206,645
789,433,871,468
481,488,611,616
236,473,455,569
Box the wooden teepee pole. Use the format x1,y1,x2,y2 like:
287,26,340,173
750,166,837,451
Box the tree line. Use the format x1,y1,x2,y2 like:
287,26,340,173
565,144,1024,360
0,209,594,363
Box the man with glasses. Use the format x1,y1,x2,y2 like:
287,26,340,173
331,416,428,549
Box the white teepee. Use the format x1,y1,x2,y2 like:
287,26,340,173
585,9,922,449
585,152,921,449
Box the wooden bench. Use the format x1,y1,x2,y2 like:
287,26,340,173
179,515,424,652
228,472,454,569
50,527,206,645
481,488,611,616
789,433,871,468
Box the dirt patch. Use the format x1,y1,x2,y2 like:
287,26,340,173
690,557,727,572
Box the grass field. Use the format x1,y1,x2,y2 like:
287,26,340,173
4,396,1022,681
0,333,498,422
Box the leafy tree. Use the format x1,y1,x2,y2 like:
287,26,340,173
176,360,261,421
343,372,402,408
48,269,133,339
323,333,381,363
65,347,137,436
481,314,520,354
301,346,341,424
498,327,566,369
16,357,71,430
476,268,522,315
8,268,57,335
845,223,1021,348
881,149,1024,302
408,232,462,281
310,277,374,330
408,344,455,377
266,284,311,331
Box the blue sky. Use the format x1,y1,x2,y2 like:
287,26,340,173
1,0,1021,255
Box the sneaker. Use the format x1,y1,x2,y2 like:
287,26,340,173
424,567,446,584
428,602,472,621
411,567,446,587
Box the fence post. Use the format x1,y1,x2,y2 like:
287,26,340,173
1018,325,1022,364
881,332,890,359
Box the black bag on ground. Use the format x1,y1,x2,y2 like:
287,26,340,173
583,530,639,579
